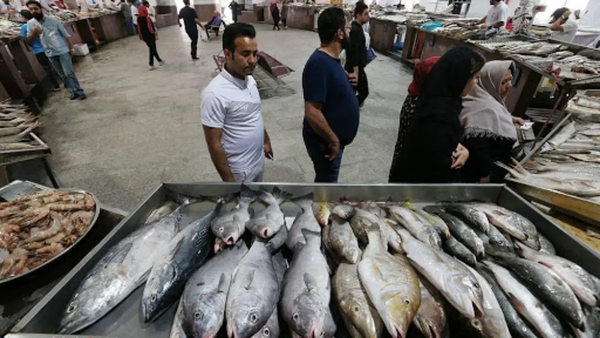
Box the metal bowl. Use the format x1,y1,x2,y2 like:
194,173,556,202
0,189,101,285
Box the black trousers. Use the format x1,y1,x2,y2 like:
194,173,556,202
35,52,60,88
355,67,369,105
281,18,287,27
143,36,162,66
187,29,198,58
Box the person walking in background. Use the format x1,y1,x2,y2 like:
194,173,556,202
201,23,273,182
388,56,439,183
270,0,280,31
143,1,157,32
26,1,86,100
117,0,134,34
460,60,524,183
280,0,288,29
394,46,485,183
20,9,61,93
302,7,359,183
178,0,203,60
129,0,138,33
345,1,369,107
228,0,239,23
137,4,164,70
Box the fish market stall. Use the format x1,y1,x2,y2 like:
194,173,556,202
0,180,126,335
89,13,128,43
11,183,600,338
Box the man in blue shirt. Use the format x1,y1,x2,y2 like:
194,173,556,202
302,6,359,183
26,0,86,100
20,9,61,92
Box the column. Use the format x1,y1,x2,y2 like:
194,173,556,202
194,0,219,21
155,0,179,27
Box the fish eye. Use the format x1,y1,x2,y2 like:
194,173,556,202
292,313,300,321
150,294,157,302
353,305,360,312
194,311,202,320
67,304,77,313
250,312,258,323
219,226,224,232
263,328,270,336
404,300,410,304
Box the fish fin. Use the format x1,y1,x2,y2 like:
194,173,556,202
507,292,526,312
135,269,152,289
271,186,293,204
242,270,255,290
303,273,318,292
217,273,230,294
169,236,185,257
240,184,258,202
248,207,255,219
291,192,314,210
102,242,133,265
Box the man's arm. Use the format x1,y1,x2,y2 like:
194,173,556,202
203,126,235,182
550,17,566,31
346,25,361,78
263,129,273,159
304,101,339,159
476,15,486,25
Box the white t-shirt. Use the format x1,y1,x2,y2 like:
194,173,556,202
131,5,138,23
201,69,264,173
552,19,578,43
485,1,509,28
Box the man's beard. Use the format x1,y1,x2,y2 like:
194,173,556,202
33,12,44,20
341,33,350,51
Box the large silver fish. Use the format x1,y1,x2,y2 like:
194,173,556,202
426,207,484,258
143,200,227,322
397,228,485,320
469,203,528,241
58,203,186,333
538,232,556,255
246,187,292,239
350,208,402,253
442,236,477,266
386,205,441,249
516,242,600,307
226,238,279,338
483,260,566,338
359,228,421,338
145,201,178,225
404,202,450,239
443,203,490,234
412,276,447,338
181,240,248,338
169,301,186,338
251,252,287,338
286,193,320,251
333,262,383,338
323,221,360,264
212,185,256,246
280,229,334,338
571,305,600,338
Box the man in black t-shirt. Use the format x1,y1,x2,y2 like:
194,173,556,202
345,1,369,106
178,0,204,60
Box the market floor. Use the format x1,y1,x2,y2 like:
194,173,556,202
33,24,413,211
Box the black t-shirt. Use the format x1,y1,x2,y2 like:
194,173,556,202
178,6,198,32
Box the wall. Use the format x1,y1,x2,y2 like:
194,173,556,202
467,0,520,19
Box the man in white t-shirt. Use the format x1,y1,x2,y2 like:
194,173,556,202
201,23,273,183
474,0,509,29
549,8,578,43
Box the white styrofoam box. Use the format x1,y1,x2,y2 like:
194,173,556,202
73,43,90,56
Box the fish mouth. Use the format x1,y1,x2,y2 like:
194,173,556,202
226,236,236,245
262,228,270,238
472,301,485,319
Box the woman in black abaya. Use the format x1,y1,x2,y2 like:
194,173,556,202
394,46,485,183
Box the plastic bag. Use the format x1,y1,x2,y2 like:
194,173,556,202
201,29,208,42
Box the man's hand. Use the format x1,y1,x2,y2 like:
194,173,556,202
346,71,358,86
325,138,340,161
451,143,469,169
69,49,75,56
264,140,273,160
512,116,525,125
32,25,42,35
178,22,182,27
563,10,571,20
480,176,491,183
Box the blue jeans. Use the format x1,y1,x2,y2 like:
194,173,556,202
125,17,136,35
303,129,344,183
49,53,84,96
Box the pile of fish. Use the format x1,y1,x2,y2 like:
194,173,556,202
0,19,22,39
0,103,44,152
0,189,96,281
56,185,600,338
51,10,79,23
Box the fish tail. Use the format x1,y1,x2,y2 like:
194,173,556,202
271,186,293,204
300,228,321,244
291,192,314,210
240,184,258,203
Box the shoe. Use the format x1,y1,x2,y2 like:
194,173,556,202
70,93,80,100
159,60,166,66
192,57,199,60
149,65,156,71
79,93,87,100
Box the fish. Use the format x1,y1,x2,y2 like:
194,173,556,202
469,203,528,241
58,203,186,333
181,240,248,338
145,201,178,225
317,202,331,226
246,186,292,239
461,263,511,338
442,237,477,266
251,252,287,338
538,232,556,255
280,229,334,338
143,199,227,323
495,255,585,330
323,221,360,264
475,265,539,338
483,260,566,338
331,204,355,220
169,301,186,338
350,208,403,253
473,228,516,259
334,262,383,338
286,193,320,251
412,276,447,338
516,241,600,307
265,220,288,253
226,238,279,338
211,184,256,246
358,227,421,338
426,208,484,258
511,213,540,251
404,202,450,239
485,224,511,248
397,228,485,320
443,203,490,233
571,305,600,338
386,205,441,249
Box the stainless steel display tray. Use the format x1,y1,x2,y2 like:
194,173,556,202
11,183,600,337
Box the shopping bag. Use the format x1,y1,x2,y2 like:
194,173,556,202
201,29,208,42
366,47,376,65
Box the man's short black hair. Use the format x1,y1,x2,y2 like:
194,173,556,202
21,9,33,20
142,0,149,5
25,0,42,9
317,7,346,44
354,1,368,17
551,7,569,19
182,0,189,5
223,23,256,53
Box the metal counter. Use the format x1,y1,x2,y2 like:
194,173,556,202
10,183,600,337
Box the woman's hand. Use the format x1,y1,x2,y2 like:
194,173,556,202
451,144,469,169
480,175,491,183
512,116,525,125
